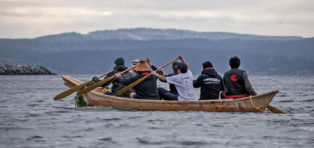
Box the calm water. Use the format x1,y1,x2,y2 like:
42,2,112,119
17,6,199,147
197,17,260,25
0,75,314,147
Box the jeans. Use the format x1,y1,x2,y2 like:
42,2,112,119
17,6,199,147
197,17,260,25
158,87,178,100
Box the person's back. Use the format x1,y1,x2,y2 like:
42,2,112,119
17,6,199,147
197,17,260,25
115,59,160,100
223,56,256,98
131,73,159,99
167,68,194,100
193,61,223,99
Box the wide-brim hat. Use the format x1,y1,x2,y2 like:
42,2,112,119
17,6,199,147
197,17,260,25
134,59,151,72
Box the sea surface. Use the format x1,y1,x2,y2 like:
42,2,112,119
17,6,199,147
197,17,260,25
0,75,314,148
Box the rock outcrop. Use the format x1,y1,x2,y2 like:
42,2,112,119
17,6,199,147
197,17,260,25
0,64,56,75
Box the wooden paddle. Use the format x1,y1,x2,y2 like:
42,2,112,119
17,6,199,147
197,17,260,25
77,65,136,95
54,71,112,101
115,56,180,96
267,104,286,114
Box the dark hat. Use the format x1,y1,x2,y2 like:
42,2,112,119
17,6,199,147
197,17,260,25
229,56,240,68
134,59,151,72
202,61,213,69
172,61,179,70
114,57,124,65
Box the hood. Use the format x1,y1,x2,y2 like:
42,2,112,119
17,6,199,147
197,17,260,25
202,68,218,77
113,65,128,72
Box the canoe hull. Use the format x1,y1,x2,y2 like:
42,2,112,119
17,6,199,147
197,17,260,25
62,75,278,112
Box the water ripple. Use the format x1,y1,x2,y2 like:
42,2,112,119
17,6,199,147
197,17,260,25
1,75,314,148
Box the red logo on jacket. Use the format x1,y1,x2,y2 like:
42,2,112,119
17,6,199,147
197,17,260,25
231,74,238,81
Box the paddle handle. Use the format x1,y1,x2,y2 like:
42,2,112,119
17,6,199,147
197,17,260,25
54,70,112,101
98,71,112,79
77,65,136,95
115,56,179,96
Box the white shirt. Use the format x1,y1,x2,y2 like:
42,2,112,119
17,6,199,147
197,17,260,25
166,70,195,100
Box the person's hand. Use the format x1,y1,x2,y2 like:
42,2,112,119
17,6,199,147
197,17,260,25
114,73,121,78
178,55,184,61
130,92,136,99
146,57,152,65
151,71,157,76
92,76,100,83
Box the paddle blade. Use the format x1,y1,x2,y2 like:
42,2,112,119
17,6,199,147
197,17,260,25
54,80,92,101
77,65,136,95
77,75,115,95
267,104,285,114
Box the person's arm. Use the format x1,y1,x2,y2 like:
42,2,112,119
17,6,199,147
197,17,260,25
193,75,202,88
220,79,225,91
101,70,116,86
179,55,190,71
146,57,156,69
222,73,228,95
146,57,165,74
114,72,138,85
243,72,257,95
218,75,224,91
151,71,167,82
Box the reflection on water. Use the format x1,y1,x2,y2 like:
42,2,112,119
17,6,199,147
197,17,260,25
0,75,314,147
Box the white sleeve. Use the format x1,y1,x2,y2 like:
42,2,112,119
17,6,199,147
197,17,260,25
166,75,180,85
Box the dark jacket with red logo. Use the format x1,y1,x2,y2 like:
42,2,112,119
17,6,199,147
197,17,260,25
193,68,224,99
223,68,257,97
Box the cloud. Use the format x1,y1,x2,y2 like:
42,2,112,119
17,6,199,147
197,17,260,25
0,0,314,38
2,6,112,17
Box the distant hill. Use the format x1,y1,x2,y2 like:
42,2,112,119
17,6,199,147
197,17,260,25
0,28,313,75
34,28,303,41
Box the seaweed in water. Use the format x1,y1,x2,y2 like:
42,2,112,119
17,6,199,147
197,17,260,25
75,95,87,107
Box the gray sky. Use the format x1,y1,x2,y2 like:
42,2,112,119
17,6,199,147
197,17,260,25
1,0,314,38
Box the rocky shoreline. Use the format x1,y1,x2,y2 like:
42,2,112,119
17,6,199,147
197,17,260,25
0,64,56,75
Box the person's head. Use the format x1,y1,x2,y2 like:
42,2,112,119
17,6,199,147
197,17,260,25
131,59,140,66
177,62,188,74
229,56,240,68
114,57,125,66
172,62,179,73
202,61,213,69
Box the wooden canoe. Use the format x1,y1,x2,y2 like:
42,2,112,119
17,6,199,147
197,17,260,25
61,75,279,113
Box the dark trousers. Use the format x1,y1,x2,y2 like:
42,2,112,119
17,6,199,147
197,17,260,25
158,87,178,100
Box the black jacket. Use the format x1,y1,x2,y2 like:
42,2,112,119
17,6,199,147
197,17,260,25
223,68,256,96
193,68,223,99
103,65,132,97
117,72,160,99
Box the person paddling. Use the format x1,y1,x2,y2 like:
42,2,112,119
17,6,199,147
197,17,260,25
94,57,132,97
151,55,195,101
157,61,179,98
223,56,257,98
114,58,162,100
193,61,224,99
